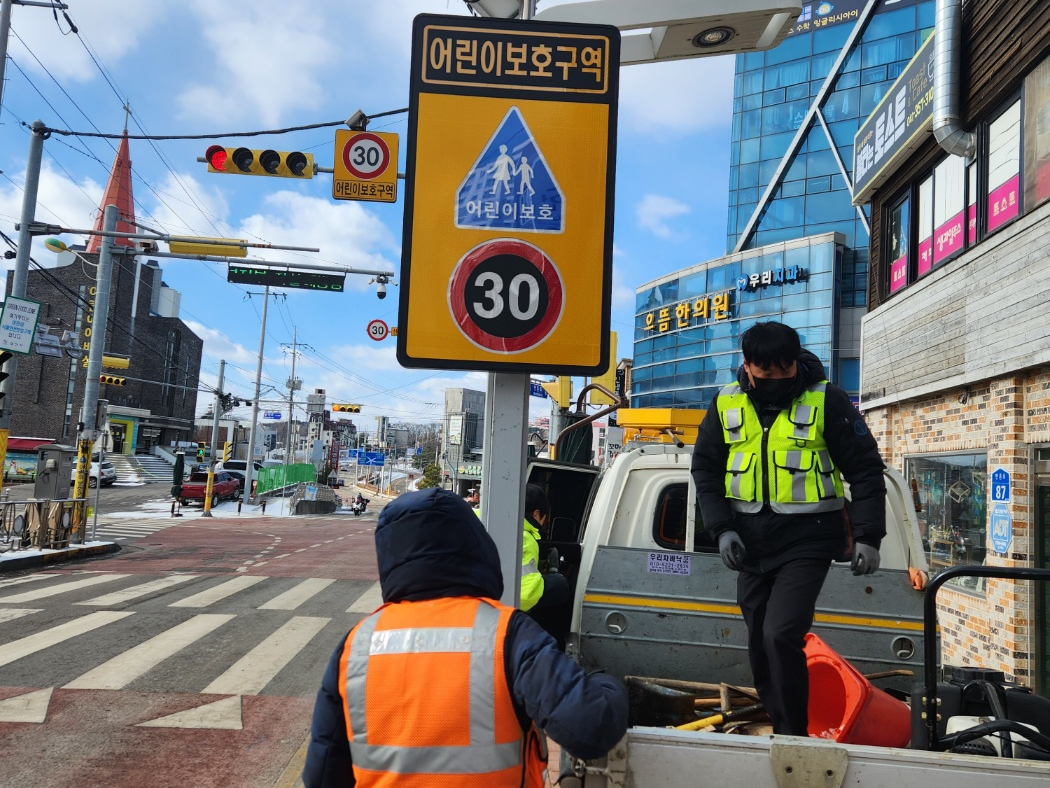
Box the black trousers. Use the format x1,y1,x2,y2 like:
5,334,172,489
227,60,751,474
737,558,831,736
527,572,572,650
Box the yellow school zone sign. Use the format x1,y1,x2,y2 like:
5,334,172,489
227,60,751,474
397,14,620,375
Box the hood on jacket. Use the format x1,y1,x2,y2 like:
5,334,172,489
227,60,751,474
375,487,504,603
735,349,827,403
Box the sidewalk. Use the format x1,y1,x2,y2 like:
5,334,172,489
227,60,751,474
0,539,120,571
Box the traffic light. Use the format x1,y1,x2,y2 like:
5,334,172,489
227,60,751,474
197,442,206,461
101,355,130,369
99,375,127,386
222,442,232,463
332,404,362,413
540,377,572,409
205,145,315,179
0,350,12,414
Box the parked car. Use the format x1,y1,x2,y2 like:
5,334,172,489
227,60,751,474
178,471,239,507
70,455,117,489
224,469,247,491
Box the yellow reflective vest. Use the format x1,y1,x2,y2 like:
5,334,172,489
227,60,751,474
521,519,543,612
715,381,845,514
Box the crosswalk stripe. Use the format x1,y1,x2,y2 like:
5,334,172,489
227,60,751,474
258,578,336,611
0,574,55,589
202,615,330,695
0,608,42,624
0,574,129,604
0,611,133,668
64,613,235,690
169,575,265,608
75,575,200,606
346,581,384,614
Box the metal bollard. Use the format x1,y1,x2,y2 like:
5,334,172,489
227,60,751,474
261,499,266,514
237,499,242,514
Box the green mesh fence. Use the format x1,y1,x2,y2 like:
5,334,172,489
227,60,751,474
254,464,316,495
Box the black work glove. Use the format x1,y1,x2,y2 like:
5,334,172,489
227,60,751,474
851,543,881,576
718,531,747,571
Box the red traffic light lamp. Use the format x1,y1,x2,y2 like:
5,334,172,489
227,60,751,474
206,145,228,171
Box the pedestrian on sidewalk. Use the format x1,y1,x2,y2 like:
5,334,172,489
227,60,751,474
303,487,628,788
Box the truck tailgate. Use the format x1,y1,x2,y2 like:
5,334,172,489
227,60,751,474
578,546,925,691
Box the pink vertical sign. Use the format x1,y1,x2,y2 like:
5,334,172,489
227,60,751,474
987,174,1020,232
889,254,908,293
918,237,933,276
933,211,965,265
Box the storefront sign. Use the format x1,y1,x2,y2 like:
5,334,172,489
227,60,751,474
458,463,483,477
889,254,908,293
987,174,1020,232
737,265,806,291
933,210,965,265
642,290,732,334
853,31,936,205
786,0,920,37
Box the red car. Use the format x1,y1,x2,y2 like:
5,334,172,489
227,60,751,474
179,471,239,508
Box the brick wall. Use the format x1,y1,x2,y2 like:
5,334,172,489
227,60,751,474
865,371,1044,680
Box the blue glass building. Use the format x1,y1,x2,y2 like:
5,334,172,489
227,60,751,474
632,1,929,409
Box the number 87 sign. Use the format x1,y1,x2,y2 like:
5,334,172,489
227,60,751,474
396,14,619,375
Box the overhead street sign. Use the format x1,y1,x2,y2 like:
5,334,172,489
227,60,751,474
227,265,345,292
398,14,619,375
333,130,399,203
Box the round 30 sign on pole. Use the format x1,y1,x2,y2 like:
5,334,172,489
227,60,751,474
396,14,619,375
367,319,389,341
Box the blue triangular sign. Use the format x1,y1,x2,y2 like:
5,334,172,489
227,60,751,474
455,107,564,234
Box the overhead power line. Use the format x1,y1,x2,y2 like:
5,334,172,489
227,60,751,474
32,108,410,141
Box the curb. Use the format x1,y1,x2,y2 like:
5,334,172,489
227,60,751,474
0,541,121,572
271,734,309,788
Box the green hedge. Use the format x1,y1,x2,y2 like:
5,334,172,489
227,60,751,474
255,464,316,495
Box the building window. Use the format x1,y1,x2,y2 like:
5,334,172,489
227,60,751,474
916,175,933,276
887,194,910,294
967,162,978,245
932,155,965,265
986,100,1021,234
1023,55,1050,211
906,453,988,594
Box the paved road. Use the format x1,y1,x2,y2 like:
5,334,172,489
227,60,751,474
0,512,381,788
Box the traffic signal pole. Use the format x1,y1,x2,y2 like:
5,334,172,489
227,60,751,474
0,120,46,493
202,360,224,517
73,204,118,505
242,287,269,506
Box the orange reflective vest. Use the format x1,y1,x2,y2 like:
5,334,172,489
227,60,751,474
338,596,547,788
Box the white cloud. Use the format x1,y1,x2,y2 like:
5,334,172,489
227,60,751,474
611,264,635,310
635,193,691,238
6,1,167,83
179,0,336,126
619,55,735,135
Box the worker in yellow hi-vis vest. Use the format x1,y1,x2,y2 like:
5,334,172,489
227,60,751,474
520,484,571,649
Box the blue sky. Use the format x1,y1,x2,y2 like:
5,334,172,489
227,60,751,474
0,0,735,434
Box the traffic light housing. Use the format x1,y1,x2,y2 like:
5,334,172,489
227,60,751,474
206,145,315,179
99,375,127,386
197,442,206,461
332,404,361,413
222,442,232,463
540,377,572,409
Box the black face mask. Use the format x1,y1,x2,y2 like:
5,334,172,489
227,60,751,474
751,376,795,405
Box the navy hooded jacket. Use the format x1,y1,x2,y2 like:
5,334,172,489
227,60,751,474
303,488,629,788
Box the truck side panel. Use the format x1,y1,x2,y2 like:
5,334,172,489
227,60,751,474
579,545,925,691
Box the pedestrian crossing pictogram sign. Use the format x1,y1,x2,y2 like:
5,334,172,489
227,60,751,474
398,14,619,375
456,107,564,233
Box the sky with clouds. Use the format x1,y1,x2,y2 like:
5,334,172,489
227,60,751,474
0,0,735,434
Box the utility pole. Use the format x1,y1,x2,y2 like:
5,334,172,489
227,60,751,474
283,328,299,467
72,204,118,504
0,3,69,118
0,120,46,488
201,359,224,517
242,287,269,505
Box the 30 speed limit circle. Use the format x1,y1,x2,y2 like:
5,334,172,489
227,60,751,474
448,239,564,354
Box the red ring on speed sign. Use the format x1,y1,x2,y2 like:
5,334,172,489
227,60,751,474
448,239,564,354
367,319,389,341
343,132,391,180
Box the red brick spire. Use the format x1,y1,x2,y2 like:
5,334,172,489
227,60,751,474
86,130,136,254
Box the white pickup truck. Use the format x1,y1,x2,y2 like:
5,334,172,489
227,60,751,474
526,442,1050,786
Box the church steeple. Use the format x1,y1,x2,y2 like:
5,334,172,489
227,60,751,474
87,108,136,254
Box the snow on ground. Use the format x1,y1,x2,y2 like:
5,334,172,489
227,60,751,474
102,496,295,519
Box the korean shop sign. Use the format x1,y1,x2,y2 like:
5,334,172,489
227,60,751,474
853,31,936,206
398,14,619,375
737,265,806,291
644,291,733,334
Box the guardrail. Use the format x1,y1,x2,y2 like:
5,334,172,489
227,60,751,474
0,498,90,552
254,464,317,496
